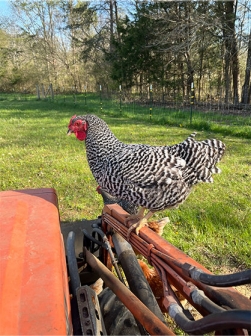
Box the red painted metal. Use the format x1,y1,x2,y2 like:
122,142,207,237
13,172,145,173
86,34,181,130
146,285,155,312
102,204,251,315
0,189,72,335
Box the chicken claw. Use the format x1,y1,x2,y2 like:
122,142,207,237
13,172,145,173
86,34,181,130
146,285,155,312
127,218,149,240
124,213,141,224
125,207,155,240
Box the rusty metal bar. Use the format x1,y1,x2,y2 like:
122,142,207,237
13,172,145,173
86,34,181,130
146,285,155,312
151,261,183,310
139,228,251,311
102,204,251,312
84,248,175,336
76,286,107,335
151,255,208,316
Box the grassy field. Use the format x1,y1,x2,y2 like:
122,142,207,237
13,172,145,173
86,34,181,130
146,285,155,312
0,95,250,271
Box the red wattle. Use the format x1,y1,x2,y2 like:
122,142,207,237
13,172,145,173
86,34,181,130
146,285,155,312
76,131,86,141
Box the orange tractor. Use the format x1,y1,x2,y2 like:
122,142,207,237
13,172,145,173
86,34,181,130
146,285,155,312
0,188,250,335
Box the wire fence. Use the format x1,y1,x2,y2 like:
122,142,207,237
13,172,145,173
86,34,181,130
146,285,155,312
1,86,251,138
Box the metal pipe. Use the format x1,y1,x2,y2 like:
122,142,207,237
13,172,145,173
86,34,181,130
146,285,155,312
112,232,166,324
92,228,125,284
66,231,81,296
102,206,251,312
84,248,175,336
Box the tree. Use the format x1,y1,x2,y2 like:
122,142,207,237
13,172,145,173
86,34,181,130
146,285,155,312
216,1,240,103
0,0,249,100
5,0,93,90
107,2,164,90
0,29,10,89
241,28,251,104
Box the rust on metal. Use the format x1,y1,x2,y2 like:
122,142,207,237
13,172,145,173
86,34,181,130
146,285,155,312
102,204,251,313
84,248,175,336
76,286,106,335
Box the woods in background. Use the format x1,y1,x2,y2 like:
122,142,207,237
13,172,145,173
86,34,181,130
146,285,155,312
0,0,250,104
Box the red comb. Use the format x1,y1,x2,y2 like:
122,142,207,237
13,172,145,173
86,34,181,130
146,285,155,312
68,115,77,127
70,115,77,122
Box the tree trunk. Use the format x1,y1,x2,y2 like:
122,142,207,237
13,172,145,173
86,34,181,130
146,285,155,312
229,1,240,104
114,0,121,44
224,46,231,104
184,2,195,101
241,29,251,104
220,1,240,104
198,30,205,101
109,0,114,53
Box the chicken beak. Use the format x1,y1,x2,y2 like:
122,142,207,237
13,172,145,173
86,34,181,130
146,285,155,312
67,129,72,135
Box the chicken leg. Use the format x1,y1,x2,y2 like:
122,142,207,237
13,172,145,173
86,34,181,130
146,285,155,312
125,207,154,239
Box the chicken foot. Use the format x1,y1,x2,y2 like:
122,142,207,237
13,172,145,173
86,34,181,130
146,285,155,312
125,207,154,239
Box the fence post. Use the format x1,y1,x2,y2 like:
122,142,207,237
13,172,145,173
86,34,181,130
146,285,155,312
22,87,26,101
119,85,122,113
133,91,135,115
36,84,40,100
149,84,153,121
73,86,76,104
50,83,54,100
100,85,103,111
84,83,87,105
190,82,194,124
41,84,45,99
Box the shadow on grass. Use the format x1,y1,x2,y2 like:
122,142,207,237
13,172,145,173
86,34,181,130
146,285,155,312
1,97,251,155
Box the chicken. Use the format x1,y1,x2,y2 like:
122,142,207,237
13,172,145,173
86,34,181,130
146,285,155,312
97,186,169,236
68,114,225,237
138,259,185,312
97,185,138,215
146,218,168,237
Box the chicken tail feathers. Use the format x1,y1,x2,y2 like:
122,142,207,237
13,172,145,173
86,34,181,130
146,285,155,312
170,135,226,186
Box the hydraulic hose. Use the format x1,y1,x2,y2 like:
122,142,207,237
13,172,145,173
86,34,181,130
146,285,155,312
66,231,81,296
84,247,175,336
112,232,167,326
169,304,251,335
189,267,251,287
191,288,225,314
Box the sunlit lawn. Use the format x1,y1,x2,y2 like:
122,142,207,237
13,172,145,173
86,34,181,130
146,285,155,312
0,96,250,270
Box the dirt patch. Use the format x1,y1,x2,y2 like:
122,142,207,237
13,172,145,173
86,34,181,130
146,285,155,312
234,283,251,297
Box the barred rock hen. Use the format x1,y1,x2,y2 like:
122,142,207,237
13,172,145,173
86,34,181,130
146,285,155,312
96,186,169,236
68,114,225,237
96,185,138,215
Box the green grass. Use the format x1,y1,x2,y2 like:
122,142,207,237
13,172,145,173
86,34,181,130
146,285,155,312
2,91,251,138
38,91,251,138
0,95,250,270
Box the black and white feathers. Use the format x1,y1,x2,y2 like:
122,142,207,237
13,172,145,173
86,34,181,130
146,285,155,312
68,114,225,213
96,186,138,215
